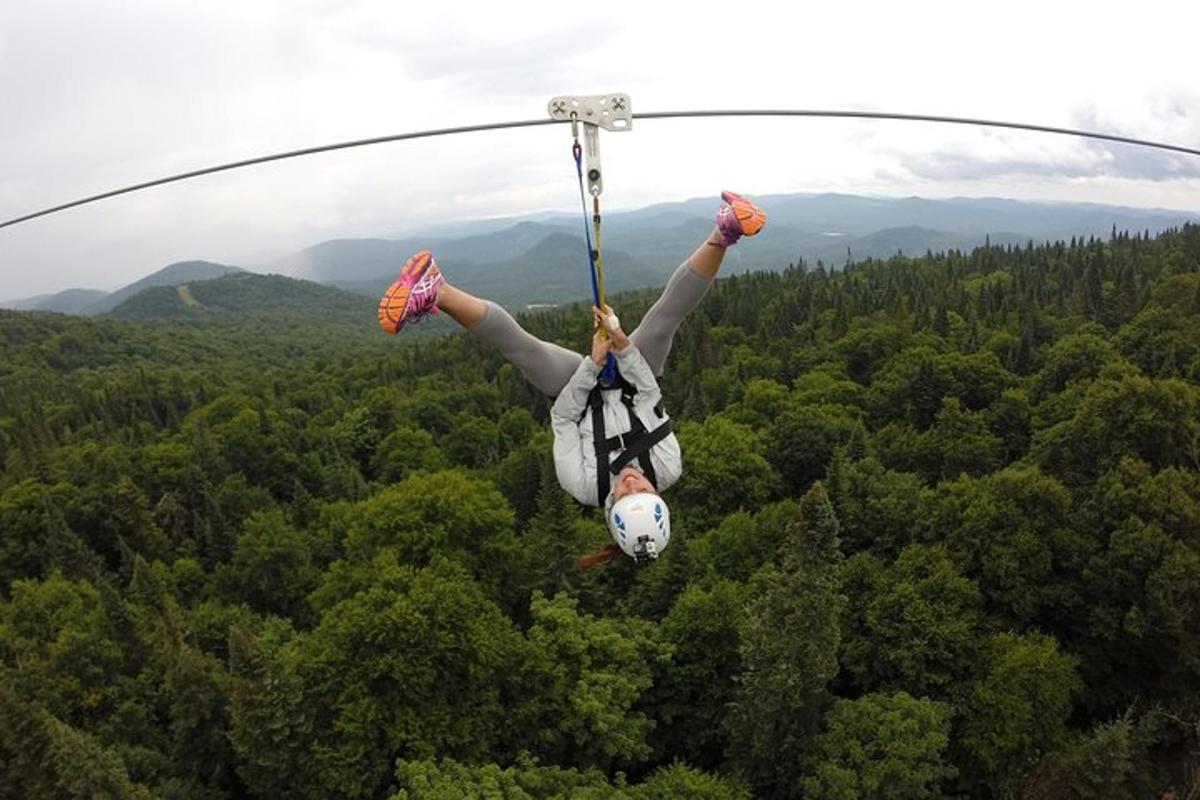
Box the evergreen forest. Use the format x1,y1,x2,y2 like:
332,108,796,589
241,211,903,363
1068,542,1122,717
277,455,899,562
2,225,1199,799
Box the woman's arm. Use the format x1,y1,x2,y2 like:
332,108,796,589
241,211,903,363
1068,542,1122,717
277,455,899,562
550,327,607,423
598,305,662,404
549,354,604,506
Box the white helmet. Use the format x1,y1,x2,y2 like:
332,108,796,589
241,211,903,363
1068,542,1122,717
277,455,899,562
606,492,671,565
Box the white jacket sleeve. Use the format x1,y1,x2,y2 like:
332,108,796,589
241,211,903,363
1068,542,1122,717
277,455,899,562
613,344,662,407
550,357,603,506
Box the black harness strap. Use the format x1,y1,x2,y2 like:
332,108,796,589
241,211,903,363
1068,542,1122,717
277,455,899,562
585,373,671,501
590,393,614,502
608,420,674,474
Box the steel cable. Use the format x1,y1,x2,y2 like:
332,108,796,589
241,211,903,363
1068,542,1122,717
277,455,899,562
3,109,1197,230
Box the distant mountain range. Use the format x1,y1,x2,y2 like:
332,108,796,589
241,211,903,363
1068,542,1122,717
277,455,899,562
2,287,109,315
268,192,1196,309
109,272,375,329
4,193,1196,316
325,231,662,309
6,260,242,316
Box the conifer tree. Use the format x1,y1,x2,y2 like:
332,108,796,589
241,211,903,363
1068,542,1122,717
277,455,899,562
524,454,583,599
726,482,845,796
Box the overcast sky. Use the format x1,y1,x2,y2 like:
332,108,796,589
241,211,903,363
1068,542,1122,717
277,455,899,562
1,0,1198,299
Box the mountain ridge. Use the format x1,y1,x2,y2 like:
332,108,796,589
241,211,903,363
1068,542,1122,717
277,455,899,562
108,272,376,331
86,260,245,315
4,193,1196,315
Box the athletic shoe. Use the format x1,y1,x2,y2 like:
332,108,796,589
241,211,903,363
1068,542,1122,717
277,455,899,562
714,190,767,246
378,250,444,334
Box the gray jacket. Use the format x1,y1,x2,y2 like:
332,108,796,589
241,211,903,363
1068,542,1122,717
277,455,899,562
549,344,682,507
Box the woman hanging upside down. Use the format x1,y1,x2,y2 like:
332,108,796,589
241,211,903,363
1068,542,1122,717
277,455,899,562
378,191,766,564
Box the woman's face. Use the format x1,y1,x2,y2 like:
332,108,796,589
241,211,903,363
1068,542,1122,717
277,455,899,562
612,466,657,501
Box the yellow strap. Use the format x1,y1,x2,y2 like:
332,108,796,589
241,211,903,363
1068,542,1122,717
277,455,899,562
592,197,610,339
593,213,607,309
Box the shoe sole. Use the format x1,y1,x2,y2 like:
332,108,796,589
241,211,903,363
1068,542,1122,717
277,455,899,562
722,191,767,237
378,250,434,334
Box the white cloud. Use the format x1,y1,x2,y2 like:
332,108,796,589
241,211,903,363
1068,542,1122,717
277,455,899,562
2,0,1200,298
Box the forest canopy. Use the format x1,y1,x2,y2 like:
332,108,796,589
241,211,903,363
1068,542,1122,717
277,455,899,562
1,225,1199,799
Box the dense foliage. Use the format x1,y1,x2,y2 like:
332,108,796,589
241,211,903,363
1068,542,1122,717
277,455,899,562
2,225,1199,798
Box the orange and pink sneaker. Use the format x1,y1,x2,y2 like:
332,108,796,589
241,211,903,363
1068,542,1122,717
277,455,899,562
715,190,767,247
378,250,444,334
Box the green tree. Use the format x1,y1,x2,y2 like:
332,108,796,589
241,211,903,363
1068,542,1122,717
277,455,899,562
0,683,153,800
841,544,983,697
0,572,123,723
441,413,502,469
129,554,237,796
1034,374,1200,484
726,483,844,796
522,455,587,601
491,432,552,522
498,406,538,451
631,762,752,799
1030,332,1125,403
722,377,788,428
0,480,98,591
523,592,670,768
65,475,169,570
926,466,1085,626
1116,272,1200,377
825,454,924,557
649,579,747,767
686,500,801,583
391,756,617,799
959,631,1081,795
925,397,1004,479
370,426,447,484
218,508,318,622
673,416,781,530
1080,512,1200,708
332,404,382,474
799,692,955,800
231,559,530,800
388,756,750,800
765,401,862,495
227,619,312,799
340,469,522,604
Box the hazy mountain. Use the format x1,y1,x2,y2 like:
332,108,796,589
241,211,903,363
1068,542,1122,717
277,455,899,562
11,193,1195,319
270,238,420,285
2,288,109,314
322,223,1038,312
464,231,664,302
271,221,570,285
84,260,244,315
109,272,375,330
280,193,1197,293
333,232,659,310
548,192,1195,238
755,193,1196,238
551,193,1196,271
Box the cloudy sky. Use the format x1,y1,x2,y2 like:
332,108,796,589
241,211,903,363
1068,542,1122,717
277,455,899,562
1,0,1198,299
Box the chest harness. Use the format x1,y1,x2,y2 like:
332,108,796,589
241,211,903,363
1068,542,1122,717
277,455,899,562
584,372,673,502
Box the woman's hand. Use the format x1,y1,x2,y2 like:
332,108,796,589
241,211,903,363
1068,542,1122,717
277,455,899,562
594,305,630,351
591,326,611,366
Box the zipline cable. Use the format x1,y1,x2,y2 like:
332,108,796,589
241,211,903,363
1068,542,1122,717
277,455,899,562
4,109,1199,231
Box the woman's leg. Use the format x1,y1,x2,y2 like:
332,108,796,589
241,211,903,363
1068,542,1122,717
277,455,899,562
628,227,726,376
437,283,582,397
630,190,767,375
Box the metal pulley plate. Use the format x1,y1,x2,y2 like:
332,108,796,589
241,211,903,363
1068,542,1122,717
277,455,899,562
549,93,631,197
547,94,633,131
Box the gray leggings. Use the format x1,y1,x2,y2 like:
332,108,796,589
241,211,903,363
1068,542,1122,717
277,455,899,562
470,260,713,396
